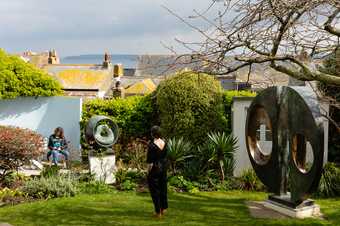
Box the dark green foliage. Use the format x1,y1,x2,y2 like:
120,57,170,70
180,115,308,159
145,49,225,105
182,132,237,186
156,71,228,144
166,137,193,175
316,163,340,198
0,49,63,98
82,95,156,139
115,168,145,191
318,47,340,163
206,132,237,182
168,175,199,193
236,169,265,191
213,180,233,191
81,95,157,157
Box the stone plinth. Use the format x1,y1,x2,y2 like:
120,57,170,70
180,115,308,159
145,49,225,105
89,155,116,184
263,199,321,219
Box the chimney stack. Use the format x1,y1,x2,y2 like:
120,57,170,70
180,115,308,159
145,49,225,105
113,64,124,78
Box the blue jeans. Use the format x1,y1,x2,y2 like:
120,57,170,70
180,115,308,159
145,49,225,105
47,150,70,165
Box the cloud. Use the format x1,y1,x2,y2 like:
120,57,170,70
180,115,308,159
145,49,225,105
0,0,221,55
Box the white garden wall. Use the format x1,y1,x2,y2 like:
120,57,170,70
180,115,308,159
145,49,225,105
0,97,82,160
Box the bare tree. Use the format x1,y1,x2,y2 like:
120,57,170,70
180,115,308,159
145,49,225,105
164,0,340,85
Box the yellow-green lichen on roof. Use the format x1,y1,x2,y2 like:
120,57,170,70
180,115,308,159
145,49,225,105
125,79,156,95
44,65,113,91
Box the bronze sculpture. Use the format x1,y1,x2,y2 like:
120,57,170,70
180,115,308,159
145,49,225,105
246,86,324,208
85,115,119,151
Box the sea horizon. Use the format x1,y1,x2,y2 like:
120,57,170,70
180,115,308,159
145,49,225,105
61,54,139,69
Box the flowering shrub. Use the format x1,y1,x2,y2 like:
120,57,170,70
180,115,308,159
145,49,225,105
0,126,44,181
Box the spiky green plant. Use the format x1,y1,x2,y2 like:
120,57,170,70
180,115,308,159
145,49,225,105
317,163,340,198
206,132,238,182
167,137,193,175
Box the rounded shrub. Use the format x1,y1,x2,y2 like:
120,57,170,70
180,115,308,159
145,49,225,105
0,49,63,99
0,126,44,181
156,71,227,144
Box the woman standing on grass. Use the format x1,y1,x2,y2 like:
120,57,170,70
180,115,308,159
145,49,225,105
147,126,168,218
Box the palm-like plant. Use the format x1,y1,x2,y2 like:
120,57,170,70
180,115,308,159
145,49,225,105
206,132,238,182
317,163,340,198
167,137,193,175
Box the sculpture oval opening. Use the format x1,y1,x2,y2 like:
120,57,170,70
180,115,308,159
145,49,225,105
292,134,314,173
94,119,118,147
247,106,273,166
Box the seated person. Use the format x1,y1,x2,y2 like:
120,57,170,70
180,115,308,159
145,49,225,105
47,127,69,167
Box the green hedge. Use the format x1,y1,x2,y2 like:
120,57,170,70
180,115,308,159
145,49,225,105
81,79,255,147
81,95,157,143
0,49,63,98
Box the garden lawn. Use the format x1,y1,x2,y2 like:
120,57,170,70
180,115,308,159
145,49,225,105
0,191,339,226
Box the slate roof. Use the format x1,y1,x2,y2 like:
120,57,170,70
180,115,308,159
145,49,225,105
135,55,202,77
135,55,291,90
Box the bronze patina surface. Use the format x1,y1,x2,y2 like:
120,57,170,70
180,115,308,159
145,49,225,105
85,115,119,148
246,86,324,207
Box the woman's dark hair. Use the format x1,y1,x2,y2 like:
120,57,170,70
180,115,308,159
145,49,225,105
151,126,162,139
54,127,64,138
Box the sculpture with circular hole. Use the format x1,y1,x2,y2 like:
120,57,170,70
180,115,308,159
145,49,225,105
245,86,324,206
85,115,119,149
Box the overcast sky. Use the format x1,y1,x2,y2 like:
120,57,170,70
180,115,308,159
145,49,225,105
0,0,220,56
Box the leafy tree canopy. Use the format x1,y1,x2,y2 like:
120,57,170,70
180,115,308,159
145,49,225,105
0,49,63,99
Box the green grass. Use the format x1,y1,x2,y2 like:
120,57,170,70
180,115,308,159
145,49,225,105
0,191,339,226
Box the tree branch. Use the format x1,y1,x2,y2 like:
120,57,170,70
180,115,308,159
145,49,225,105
324,8,340,37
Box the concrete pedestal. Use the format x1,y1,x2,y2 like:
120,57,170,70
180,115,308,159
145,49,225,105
263,199,321,219
89,155,116,184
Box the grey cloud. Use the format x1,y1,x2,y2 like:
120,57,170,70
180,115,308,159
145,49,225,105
0,0,220,55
